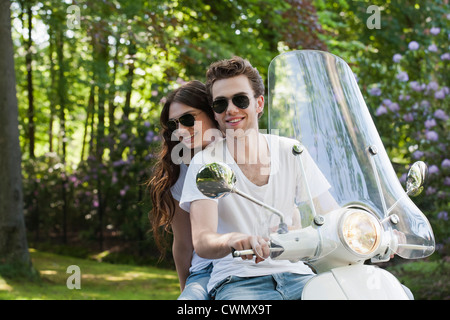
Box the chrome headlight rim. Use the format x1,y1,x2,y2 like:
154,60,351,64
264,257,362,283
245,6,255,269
338,207,382,258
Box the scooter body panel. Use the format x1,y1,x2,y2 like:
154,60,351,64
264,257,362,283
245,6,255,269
302,265,409,300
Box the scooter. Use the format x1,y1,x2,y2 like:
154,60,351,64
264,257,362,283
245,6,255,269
195,50,435,300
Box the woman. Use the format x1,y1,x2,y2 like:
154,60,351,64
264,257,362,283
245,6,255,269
148,80,221,300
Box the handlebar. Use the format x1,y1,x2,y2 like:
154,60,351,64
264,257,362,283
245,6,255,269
231,246,284,258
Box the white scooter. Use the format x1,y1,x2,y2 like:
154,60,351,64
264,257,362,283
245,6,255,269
195,50,435,300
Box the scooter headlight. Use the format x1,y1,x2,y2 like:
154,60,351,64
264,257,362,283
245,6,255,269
339,209,381,257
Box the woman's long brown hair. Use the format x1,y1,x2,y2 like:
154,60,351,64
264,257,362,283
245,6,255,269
147,80,217,255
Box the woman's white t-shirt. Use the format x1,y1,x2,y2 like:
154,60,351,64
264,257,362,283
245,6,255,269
170,163,212,273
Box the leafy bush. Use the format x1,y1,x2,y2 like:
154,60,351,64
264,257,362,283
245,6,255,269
23,118,161,259
362,19,449,252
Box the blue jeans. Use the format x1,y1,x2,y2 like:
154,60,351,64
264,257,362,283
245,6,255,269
211,272,315,300
177,264,213,300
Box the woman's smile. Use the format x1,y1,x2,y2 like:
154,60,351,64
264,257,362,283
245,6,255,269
180,131,197,144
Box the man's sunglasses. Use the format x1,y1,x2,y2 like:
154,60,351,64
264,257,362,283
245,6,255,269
212,94,250,114
166,113,196,132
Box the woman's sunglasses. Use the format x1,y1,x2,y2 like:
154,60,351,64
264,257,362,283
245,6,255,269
166,113,196,132
211,94,250,114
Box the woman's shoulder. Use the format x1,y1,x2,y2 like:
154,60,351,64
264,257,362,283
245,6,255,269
190,137,226,165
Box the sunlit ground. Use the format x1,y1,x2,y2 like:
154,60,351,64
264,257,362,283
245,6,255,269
0,249,180,300
1,249,448,300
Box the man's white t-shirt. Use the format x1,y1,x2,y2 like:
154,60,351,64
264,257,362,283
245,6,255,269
170,163,212,273
179,134,331,292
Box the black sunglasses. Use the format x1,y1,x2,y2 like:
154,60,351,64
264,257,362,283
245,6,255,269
166,113,196,132
212,94,250,114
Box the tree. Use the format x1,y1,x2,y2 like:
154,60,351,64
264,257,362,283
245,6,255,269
0,0,31,270
10,0,329,259
17,0,36,159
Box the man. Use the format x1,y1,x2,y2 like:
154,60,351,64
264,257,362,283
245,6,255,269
179,56,331,300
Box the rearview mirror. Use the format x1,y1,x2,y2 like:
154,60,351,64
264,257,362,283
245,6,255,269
195,162,236,199
406,161,428,197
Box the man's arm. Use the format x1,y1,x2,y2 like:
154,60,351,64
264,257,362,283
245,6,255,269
190,199,269,263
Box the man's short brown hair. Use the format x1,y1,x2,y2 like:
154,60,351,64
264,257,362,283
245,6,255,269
205,56,265,118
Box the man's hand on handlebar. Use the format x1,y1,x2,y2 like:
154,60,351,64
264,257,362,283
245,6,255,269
228,234,270,263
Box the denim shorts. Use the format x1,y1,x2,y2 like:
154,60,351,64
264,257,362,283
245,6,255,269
211,272,315,300
177,264,213,300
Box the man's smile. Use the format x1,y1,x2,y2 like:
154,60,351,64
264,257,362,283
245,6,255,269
226,116,245,126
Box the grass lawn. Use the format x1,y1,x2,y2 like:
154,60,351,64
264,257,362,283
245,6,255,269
0,249,180,300
386,259,450,300
1,249,448,300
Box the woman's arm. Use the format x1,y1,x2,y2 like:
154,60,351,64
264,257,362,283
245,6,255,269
171,200,194,291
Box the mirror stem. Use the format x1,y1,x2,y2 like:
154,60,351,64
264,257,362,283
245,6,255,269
233,189,288,233
233,189,286,224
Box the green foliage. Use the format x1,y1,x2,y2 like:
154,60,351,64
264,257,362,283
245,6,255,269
361,10,449,248
387,260,450,300
23,118,160,257
316,0,449,252
14,0,324,260
11,0,448,269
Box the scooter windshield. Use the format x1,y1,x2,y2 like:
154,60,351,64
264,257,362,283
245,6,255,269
268,50,434,259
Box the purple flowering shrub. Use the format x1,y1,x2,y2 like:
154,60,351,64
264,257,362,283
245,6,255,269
364,19,449,252
23,118,160,258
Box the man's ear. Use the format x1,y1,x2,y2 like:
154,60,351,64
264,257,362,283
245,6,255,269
256,95,264,114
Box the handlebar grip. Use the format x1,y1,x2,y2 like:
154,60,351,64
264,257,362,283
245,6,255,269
231,244,283,259
231,247,255,258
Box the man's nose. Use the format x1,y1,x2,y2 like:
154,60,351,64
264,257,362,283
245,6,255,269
226,101,240,114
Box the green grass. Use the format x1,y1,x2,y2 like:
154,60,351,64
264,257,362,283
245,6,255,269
387,259,450,300
0,249,180,300
2,249,448,300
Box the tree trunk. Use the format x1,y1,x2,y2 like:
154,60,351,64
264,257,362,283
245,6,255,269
123,39,136,121
90,24,109,250
47,25,56,155
90,22,109,161
0,0,31,267
81,85,95,162
55,27,68,244
107,36,119,159
25,3,35,159
56,28,66,164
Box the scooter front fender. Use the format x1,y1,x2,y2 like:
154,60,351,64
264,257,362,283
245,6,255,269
302,265,410,300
